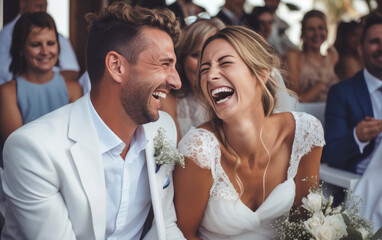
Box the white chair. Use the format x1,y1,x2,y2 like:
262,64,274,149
319,163,361,191
295,102,326,125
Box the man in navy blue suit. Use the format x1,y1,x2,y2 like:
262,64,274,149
324,13,382,174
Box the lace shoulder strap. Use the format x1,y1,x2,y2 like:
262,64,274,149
287,112,325,179
178,128,221,170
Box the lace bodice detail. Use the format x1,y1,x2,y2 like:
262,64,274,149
178,112,325,239
178,128,220,170
179,112,324,200
287,112,325,179
178,128,239,200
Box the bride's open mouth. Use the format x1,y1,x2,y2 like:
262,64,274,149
211,87,234,104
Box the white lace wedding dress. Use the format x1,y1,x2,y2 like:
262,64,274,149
178,112,325,239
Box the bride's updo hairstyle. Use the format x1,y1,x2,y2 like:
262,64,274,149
196,26,282,197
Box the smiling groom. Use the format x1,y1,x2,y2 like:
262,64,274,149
1,3,185,240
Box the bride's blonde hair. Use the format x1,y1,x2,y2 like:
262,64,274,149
196,26,282,198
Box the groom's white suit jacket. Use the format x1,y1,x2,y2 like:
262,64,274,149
1,95,185,240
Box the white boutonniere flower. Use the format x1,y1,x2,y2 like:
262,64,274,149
154,128,185,172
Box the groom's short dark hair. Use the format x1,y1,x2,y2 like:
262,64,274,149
85,2,180,86
361,13,382,44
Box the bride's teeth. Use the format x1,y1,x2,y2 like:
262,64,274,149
216,97,229,104
153,92,166,99
211,87,233,97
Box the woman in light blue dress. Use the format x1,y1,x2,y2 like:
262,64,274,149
0,12,82,142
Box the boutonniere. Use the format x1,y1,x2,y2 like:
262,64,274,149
154,127,185,171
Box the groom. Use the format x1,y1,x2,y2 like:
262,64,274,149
1,3,185,240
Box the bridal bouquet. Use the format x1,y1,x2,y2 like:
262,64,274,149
274,184,382,240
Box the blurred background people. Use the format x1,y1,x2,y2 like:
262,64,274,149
167,0,206,28
324,14,382,175
286,10,339,103
161,18,225,141
0,12,82,142
334,20,364,81
264,0,296,57
0,0,80,84
215,0,249,26
324,15,382,229
248,6,274,41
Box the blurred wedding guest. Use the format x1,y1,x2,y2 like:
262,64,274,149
161,18,225,141
248,6,274,41
167,0,206,28
215,0,249,26
324,14,382,174
334,20,364,81
0,12,82,141
264,0,296,57
174,26,323,239
0,0,80,84
325,15,382,229
286,10,339,102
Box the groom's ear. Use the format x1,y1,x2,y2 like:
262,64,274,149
105,51,129,84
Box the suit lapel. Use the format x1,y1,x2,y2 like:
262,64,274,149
68,95,107,239
143,121,166,240
354,72,374,117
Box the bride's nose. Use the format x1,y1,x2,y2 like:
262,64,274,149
207,66,220,82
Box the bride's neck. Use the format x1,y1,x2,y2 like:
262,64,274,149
222,114,266,157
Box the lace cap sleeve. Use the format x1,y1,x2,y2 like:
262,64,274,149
178,128,221,169
287,112,325,179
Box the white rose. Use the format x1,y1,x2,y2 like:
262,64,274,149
317,225,335,240
304,211,325,236
302,192,323,213
323,214,348,239
356,227,371,240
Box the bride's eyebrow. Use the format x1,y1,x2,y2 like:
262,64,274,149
201,55,235,67
200,62,210,68
218,55,234,61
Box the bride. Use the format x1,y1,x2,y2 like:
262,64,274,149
174,26,325,239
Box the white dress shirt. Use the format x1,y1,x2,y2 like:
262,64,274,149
0,15,80,84
88,96,151,240
354,68,382,174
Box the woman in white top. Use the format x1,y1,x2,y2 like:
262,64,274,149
161,18,224,141
174,26,324,239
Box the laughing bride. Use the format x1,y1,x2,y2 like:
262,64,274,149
173,26,325,239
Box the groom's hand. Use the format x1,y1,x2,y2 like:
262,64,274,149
355,116,382,142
